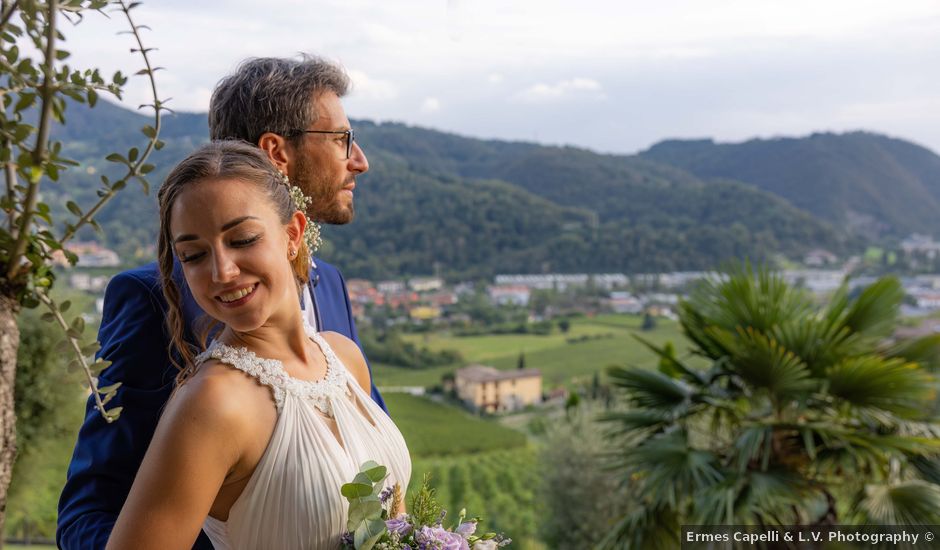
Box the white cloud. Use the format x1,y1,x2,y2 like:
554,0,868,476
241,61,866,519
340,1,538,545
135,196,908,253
514,78,606,103
421,97,442,113
346,70,399,101
487,73,503,84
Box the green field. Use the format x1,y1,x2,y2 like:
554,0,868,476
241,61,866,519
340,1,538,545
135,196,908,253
374,314,690,388
384,393,527,457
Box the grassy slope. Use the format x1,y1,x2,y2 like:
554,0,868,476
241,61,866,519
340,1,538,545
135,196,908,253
373,314,691,387
383,393,526,457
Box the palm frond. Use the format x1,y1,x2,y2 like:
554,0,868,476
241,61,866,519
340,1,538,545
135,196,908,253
732,425,772,472
861,481,940,524
692,469,813,526
607,366,691,411
910,456,940,485
714,326,814,398
826,356,933,417
684,266,813,334
740,469,814,521
621,430,723,509
596,504,680,550
838,277,904,339
632,333,706,385
772,316,855,376
886,334,940,372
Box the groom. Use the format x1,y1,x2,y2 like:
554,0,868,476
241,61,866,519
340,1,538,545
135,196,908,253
57,55,381,549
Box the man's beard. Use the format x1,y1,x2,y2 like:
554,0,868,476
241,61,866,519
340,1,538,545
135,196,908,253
293,155,355,225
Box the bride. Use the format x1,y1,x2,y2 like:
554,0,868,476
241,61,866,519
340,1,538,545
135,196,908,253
106,140,411,550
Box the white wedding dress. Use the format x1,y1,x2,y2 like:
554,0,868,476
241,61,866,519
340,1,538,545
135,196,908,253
196,327,411,550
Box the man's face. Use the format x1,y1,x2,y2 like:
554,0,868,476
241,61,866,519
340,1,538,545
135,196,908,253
288,91,369,225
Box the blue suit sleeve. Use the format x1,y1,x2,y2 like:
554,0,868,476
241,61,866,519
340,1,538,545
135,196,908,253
334,269,388,414
56,269,213,550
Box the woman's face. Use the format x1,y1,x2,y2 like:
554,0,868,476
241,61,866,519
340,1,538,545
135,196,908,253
169,178,302,333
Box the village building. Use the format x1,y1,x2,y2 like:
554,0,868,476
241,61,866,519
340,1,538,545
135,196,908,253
52,241,121,268
487,284,531,306
453,364,542,413
408,277,444,292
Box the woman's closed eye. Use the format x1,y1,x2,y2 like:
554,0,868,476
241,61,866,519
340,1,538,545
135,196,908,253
177,250,205,263
231,234,261,247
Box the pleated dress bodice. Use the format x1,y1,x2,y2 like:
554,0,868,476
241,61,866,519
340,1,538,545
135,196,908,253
196,328,411,550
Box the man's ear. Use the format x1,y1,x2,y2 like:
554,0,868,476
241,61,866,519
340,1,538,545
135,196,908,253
258,132,292,174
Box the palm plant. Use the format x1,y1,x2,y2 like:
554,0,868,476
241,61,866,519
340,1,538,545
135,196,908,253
600,267,940,548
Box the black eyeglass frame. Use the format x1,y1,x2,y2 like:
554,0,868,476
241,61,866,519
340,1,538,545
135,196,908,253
292,128,356,159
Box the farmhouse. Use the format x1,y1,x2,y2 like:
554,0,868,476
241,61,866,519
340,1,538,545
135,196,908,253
453,364,542,413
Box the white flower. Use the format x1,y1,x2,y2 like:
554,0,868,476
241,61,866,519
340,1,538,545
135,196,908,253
472,541,498,550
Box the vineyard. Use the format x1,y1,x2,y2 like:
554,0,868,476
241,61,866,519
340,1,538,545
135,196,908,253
384,393,544,548
411,448,542,549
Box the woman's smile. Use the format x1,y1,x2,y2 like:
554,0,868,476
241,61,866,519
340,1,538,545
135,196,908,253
216,282,259,306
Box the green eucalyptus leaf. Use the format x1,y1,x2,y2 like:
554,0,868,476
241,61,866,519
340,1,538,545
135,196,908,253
347,499,383,531
353,518,386,550
361,463,388,483
341,482,374,499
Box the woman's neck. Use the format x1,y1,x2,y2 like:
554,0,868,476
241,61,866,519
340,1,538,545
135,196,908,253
219,307,312,366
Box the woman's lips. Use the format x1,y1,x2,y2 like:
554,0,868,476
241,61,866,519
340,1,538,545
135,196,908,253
216,282,259,306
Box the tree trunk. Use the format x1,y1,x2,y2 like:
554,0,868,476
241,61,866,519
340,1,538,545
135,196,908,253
0,293,20,547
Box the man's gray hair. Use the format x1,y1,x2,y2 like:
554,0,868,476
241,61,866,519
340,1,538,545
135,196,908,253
208,54,350,143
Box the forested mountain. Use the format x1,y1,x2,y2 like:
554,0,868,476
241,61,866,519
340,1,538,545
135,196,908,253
642,133,940,239
45,99,927,279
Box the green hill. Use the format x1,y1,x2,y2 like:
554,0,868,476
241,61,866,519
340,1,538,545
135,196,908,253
642,132,940,239
42,100,874,277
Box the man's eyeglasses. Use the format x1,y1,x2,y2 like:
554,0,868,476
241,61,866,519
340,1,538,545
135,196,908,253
293,128,356,159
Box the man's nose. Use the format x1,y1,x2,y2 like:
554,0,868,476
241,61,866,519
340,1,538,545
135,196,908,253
349,141,369,174
212,250,240,283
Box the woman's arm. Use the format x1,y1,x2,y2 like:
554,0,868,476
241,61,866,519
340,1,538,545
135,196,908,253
106,370,247,550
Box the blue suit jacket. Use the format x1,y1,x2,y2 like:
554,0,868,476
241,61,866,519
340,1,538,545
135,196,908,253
57,259,384,549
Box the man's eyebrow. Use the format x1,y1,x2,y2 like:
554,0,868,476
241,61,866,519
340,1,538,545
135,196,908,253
172,216,259,244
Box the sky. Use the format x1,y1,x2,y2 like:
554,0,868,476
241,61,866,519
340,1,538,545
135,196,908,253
56,0,940,155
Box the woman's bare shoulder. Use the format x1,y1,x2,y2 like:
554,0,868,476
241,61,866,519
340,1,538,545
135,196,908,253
167,359,275,428
319,331,371,392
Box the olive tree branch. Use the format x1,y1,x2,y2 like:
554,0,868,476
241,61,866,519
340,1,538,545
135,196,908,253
3,138,15,234
35,288,120,422
6,0,58,281
0,0,20,31
59,0,164,245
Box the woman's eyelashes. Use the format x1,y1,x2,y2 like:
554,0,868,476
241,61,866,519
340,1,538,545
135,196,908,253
231,234,262,247
176,234,262,262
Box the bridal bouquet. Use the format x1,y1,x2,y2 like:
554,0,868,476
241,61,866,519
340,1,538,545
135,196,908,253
340,461,511,550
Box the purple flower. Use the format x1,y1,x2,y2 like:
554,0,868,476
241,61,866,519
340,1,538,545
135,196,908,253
386,515,413,537
455,521,477,539
379,486,394,504
415,525,470,550
340,531,354,547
